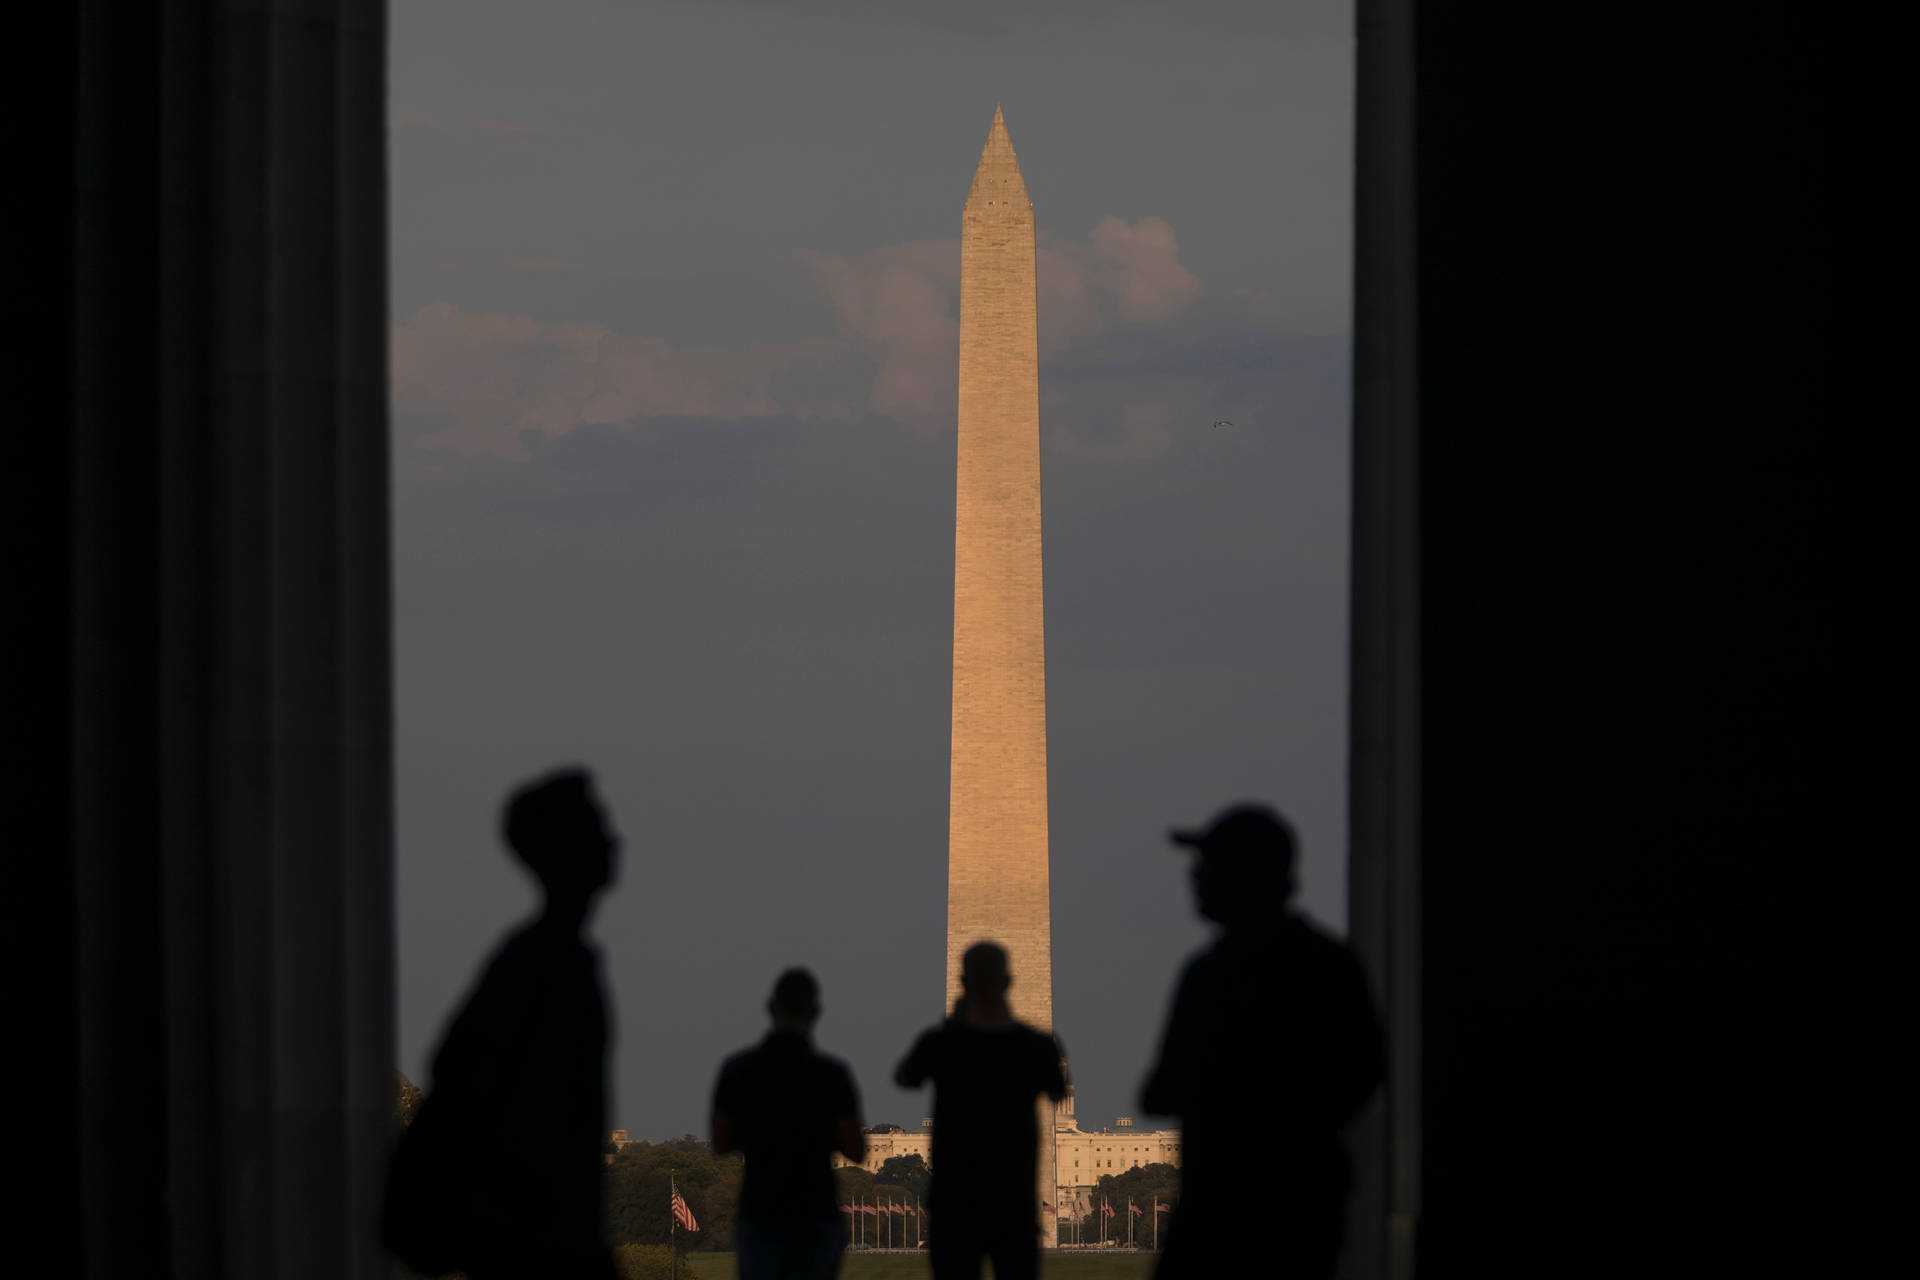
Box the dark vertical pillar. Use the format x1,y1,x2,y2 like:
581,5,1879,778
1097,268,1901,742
58,3,391,1276
1352,2,1834,1275
1347,2,1422,1279
23,1,84,1263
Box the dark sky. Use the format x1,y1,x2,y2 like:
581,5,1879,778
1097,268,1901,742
392,0,1354,1141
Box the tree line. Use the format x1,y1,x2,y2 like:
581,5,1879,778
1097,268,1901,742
394,1072,1179,1269
1066,1162,1181,1247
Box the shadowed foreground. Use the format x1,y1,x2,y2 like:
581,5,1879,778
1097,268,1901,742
683,1254,1157,1280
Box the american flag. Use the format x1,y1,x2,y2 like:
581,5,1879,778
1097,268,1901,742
1129,1201,1142,1217
670,1189,699,1232
1101,1202,1115,1219
891,1202,905,1215
1156,1201,1172,1212
862,1204,876,1216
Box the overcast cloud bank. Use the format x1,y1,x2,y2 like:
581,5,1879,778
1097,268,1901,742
398,216,1210,453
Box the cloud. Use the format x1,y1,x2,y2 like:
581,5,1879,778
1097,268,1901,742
392,302,850,457
1060,217,1204,325
395,217,1204,455
796,241,960,430
802,217,1203,428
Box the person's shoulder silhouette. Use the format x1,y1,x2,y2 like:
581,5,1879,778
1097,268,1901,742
895,941,1066,1280
1140,804,1382,1280
383,767,622,1280
711,969,864,1280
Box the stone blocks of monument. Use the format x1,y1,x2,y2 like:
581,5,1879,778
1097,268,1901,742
945,106,1058,1246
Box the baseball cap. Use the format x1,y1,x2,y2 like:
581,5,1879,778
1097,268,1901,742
1168,803,1298,865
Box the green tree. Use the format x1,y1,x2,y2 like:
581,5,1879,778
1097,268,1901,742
604,1136,744,1254
832,1165,875,1206
1092,1162,1180,1247
393,1069,424,1129
876,1152,931,1203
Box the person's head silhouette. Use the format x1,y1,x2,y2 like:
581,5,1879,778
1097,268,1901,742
957,941,1015,1026
1169,803,1298,927
962,941,1011,992
767,967,821,1036
503,767,619,925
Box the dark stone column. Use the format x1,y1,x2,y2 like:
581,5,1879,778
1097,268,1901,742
1346,1,1423,1277
1353,3,1834,1275
59,4,391,1276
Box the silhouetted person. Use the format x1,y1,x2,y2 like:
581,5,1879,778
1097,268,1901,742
1140,804,1383,1279
896,942,1067,1280
711,968,866,1280
382,768,621,1280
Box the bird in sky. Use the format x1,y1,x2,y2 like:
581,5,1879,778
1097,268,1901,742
1212,420,1232,428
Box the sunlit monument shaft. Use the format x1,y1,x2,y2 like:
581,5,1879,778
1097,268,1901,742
946,107,1057,1247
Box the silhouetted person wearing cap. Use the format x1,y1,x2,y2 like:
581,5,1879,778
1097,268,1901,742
711,968,866,1280
895,941,1067,1280
382,768,621,1280
1141,804,1383,1280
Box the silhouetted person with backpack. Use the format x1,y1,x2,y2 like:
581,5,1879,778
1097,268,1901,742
381,767,621,1280
711,967,866,1280
896,941,1067,1280
1141,804,1383,1280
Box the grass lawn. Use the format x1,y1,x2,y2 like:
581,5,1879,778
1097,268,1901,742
684,1252,1157,1280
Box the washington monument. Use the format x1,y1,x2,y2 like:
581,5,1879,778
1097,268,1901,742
946,107,1058,1247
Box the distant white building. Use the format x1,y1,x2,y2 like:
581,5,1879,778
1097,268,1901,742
829,1088,1181,1217
830,1120,933,1175
1051,1088,1181,1217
